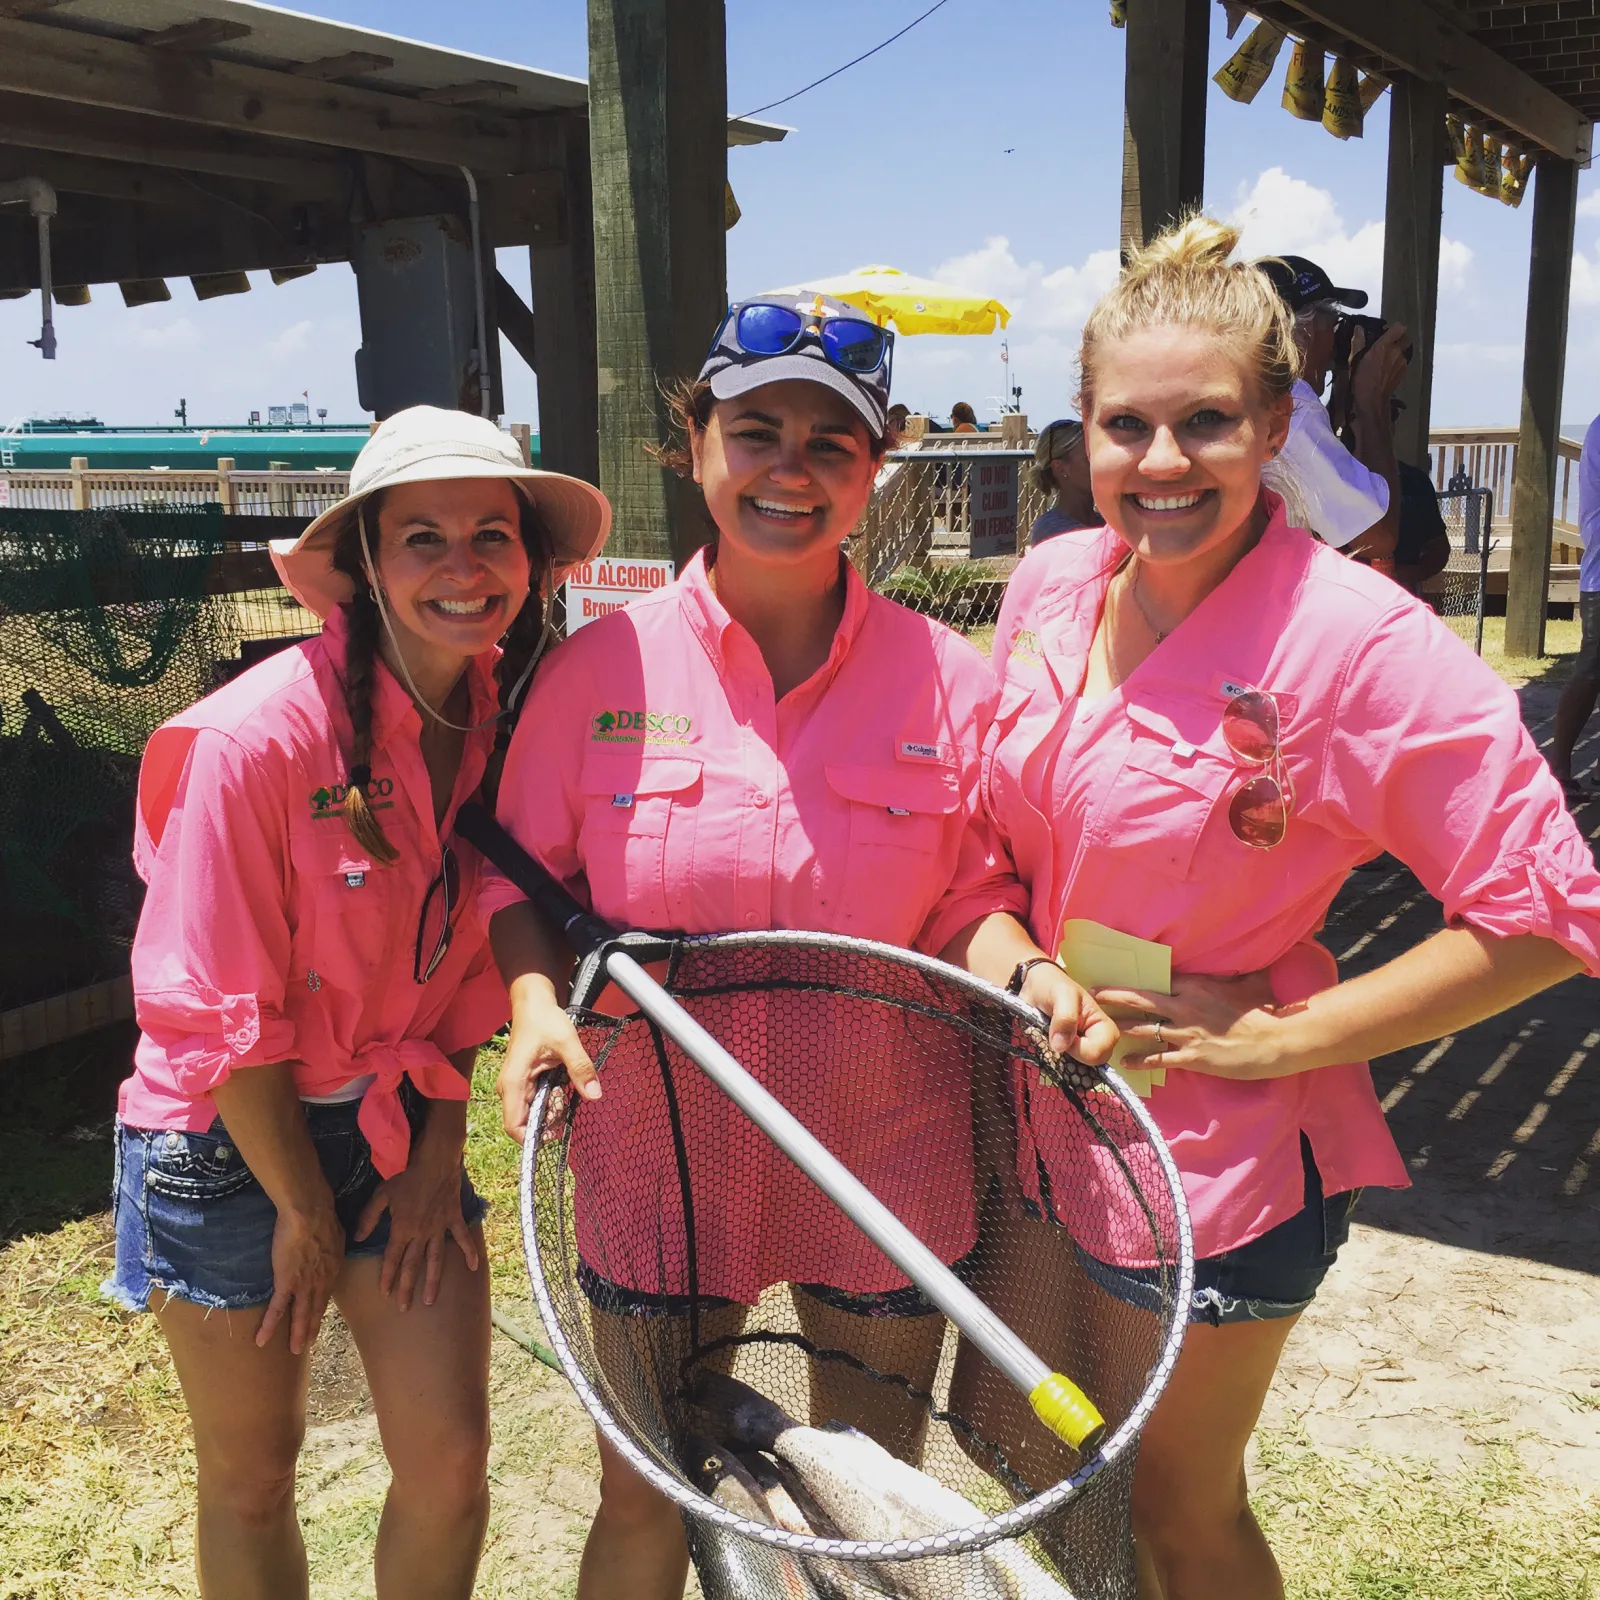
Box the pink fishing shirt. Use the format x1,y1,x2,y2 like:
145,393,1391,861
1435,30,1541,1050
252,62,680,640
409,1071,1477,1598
119,606,511,1178
988,500,1600,1264
482,549,1027,1303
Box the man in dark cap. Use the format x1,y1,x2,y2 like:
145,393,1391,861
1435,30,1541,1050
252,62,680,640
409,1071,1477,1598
1256,255,1410,568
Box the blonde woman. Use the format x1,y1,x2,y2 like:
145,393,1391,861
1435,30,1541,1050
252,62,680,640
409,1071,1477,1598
103,407,609,1599
973,220,1600,1599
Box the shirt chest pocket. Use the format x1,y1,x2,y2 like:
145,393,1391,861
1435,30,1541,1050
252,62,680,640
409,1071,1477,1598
825,761,960,940
576,753,702,932
287,830,398,995
1103,703,1236,881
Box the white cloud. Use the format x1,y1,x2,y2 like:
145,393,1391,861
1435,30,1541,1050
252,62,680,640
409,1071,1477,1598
1577,191,1600,220
1229,166,1473,298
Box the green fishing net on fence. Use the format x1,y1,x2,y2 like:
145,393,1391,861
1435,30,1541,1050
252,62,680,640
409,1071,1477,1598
0,507,235,1009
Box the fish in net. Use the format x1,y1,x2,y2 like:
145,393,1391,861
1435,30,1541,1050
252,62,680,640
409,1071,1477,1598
459,808,1193,1600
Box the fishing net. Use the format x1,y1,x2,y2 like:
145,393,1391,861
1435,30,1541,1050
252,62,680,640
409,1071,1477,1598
0,506,309,1010
519,930,1192,1600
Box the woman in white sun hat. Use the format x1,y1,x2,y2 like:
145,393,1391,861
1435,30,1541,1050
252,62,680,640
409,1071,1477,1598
102,405,609,1599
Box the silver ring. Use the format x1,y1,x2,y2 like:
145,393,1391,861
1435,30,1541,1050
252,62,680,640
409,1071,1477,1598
1154,1021,1165,1051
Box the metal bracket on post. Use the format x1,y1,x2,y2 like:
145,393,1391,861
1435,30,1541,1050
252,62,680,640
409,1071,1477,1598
0,177,57,359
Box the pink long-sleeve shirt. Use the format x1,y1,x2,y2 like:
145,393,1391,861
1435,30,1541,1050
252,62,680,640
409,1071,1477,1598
988,501,1600,1264
118,607,511,1178
482,548,1028,1303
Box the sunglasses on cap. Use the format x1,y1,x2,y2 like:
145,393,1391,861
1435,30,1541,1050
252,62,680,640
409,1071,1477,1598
717,300,891,376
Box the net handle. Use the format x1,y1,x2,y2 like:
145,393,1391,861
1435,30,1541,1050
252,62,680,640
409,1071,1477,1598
456,802,1107,1456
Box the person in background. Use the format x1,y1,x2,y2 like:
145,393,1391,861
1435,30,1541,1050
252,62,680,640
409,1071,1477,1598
1392,460,1452,597
1027,417,1104,548
886,402,911,434
1256,255,1407,567
1550,411,1600,803
950,400,981,433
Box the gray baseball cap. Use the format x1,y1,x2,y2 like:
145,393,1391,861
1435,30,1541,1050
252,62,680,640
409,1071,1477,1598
698,294,894,436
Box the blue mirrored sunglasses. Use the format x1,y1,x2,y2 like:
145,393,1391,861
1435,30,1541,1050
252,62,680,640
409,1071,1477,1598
720,302,890,376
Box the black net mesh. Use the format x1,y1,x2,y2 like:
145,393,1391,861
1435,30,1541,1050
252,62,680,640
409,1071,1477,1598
520,932,1189,1600
0,506,314,1009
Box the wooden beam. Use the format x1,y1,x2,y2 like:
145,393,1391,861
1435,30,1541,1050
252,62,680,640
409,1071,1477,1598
1506,157,1579,658
417,80,518,106
0,145,216,207
588,0,727,562
288,52,395,82
0,0,68,14
494,267,537,370
1121,0,1209,253
0,90,350,196
1382,74,1449,466
140,18,252,51
1278,0,1590,161
0,17,533,173
529,113,598,487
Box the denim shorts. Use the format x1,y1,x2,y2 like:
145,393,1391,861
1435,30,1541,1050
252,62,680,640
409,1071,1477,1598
576,1246,981,1321
102,1093,487,1314
1076,1135,1360,1326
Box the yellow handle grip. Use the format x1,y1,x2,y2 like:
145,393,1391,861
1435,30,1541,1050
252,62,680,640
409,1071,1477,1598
1029,1372,1107,1455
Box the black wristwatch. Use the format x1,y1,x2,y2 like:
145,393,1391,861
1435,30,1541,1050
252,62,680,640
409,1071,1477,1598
1006,957,1058,996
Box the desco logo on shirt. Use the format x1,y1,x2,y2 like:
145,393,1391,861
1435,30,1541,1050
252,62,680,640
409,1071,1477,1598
591,709,695,745
310,778,394,819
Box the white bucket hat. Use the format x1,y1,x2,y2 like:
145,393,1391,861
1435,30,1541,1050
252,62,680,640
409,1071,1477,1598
269,405,611,619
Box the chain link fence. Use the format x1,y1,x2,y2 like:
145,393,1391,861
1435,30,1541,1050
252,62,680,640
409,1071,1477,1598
1426,488,1495,654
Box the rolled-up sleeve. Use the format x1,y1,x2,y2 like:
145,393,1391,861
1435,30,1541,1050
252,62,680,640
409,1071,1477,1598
131,726,298,1092
1319,605,1600,974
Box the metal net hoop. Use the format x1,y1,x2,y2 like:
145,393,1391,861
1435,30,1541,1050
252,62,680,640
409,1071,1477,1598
518,929,1194,1569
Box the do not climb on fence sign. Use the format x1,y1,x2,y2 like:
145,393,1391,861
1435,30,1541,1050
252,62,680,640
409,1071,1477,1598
563,557,676,632
969,458,1017,559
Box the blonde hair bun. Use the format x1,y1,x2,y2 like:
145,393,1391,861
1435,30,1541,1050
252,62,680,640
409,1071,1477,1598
1079,212,1300,411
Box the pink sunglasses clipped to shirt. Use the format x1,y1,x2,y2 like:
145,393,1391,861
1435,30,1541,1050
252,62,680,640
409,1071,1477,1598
1221,689,1293,849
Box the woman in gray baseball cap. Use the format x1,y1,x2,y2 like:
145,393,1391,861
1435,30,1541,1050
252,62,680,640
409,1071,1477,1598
483,298,1111,1597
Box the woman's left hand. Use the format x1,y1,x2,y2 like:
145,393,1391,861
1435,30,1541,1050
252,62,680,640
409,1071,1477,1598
1093,970,1294,1081
354,1119,480,1310
1020,962,1119,1065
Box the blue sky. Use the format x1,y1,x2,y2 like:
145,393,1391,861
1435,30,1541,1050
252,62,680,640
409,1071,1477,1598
3,0,1596,438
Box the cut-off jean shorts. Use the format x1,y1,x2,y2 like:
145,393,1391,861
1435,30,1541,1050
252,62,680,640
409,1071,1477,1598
102,1089,487,1314
1075,1135,1360,1326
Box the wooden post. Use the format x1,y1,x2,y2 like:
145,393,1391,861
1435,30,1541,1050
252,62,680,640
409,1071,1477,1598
1381,75,1448,469
530,111,599,487
70,455,88,510
216,456,237,512
1505,156,1579,659
588,0,727,564
1121,0,1209,254
507,423,532,467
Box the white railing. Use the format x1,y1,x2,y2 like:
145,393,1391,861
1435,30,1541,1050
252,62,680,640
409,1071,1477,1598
0,458,351,514
1426,427,1583,564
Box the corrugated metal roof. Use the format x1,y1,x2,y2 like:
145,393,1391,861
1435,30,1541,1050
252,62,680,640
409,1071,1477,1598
23,0,788,144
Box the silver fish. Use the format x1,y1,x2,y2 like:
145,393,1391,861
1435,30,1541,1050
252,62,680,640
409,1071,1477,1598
684,1433,825,1600
740,1452,909,1600
694,1373,1076,1600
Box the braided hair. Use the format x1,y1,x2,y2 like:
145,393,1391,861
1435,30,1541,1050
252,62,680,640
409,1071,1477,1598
328,484,555,855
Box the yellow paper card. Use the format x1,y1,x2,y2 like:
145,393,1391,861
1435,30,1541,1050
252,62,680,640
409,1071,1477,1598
1057,919,1172,1096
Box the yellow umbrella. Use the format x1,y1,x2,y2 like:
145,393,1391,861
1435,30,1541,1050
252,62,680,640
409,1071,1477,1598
764,265,1011,335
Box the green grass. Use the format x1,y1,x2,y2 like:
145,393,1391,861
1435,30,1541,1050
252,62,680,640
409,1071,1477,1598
1444,614,1580,687
1255,1427,1598,1600
4,1045,1595,1598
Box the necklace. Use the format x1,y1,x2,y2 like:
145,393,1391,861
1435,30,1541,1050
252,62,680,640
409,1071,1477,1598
1124,559,1169,643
